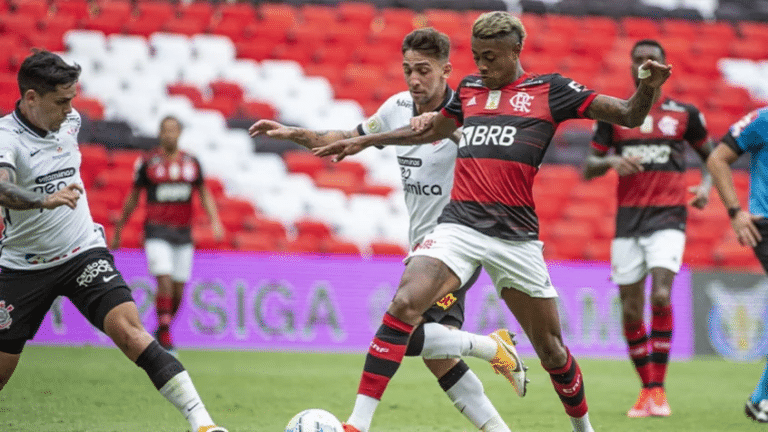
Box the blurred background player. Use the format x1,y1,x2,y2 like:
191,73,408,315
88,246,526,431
251,27,524,432
707,107,768,423
0,50,227,432
314,11,671,432
111,115,224,353
582,39,713,418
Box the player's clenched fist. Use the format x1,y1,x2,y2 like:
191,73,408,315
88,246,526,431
43,183,84,209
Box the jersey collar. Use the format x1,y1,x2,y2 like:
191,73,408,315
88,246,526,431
412,84,454,117
12,101,49,138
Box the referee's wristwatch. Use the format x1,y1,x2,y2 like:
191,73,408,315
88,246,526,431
728,206,742,219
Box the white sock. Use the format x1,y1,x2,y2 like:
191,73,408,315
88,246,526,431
445,369,509,431
481,415,512,432
346,394,379,432
158,371,214,431
570,413,594,432
421,323,498,361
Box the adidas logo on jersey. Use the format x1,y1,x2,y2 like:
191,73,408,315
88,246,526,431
467,97,477,106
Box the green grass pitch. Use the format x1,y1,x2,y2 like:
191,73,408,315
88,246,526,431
2,346,765,431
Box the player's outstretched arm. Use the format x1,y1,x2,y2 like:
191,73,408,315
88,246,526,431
583,147,644,180
199,184,225,241
689,139,715,209
0,166,81,210
248,119,360,150
707,143,762,246
111,187,141,249
585,60,672,128
313,113,457,161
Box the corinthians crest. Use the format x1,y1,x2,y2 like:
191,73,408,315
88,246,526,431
706,280,768,361
0,300,14,330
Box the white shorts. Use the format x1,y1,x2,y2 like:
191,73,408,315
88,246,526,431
408,223,558,298
610,229,686,285
144,239,194,282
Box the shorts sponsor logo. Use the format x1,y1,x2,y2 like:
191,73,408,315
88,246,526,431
76,259,116,287
435,293,457,310
415,239,435,250
0,301,13,330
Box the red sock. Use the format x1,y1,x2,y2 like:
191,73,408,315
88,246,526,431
624,319,651,387
155,294,173,347
544,348,588,418
358,313,413,400
650,305,673,387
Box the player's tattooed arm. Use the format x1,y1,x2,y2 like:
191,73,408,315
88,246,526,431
586,59,671,127
248,119,360,150
0,167,83,210
0,166,44,209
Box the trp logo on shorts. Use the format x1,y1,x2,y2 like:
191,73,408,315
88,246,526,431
0,300,14,330
76,259,116,287
435,293,457,310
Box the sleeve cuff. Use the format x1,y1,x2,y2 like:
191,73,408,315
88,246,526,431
577,92,598,118
590,141,609,152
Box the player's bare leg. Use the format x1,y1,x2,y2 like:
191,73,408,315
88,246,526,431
155,275,174,350
103,302,226,432
171,281,185,316
647,267,675,416
0,351,20,391
619,277,653,417
500,288,594,432
345,256,460,432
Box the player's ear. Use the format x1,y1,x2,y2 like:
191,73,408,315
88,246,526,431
21,89,37,104
443,62,452,78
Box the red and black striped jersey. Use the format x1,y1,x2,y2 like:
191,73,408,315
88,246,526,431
134,150,204,243
439,73,597,240
591,97,708,237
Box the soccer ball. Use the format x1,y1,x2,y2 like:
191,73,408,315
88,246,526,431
285,408,344,432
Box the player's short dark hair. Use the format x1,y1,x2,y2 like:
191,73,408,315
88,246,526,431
18,50,81,97
632,39,666,62
472,11,526,46
402,27,451,62
160,115,183,131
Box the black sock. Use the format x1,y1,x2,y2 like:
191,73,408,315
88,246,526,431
135,340,185,389
405,323,425,356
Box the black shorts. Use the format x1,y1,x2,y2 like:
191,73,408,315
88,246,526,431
754,218,768,274
422,266,482,329
0,247,134,354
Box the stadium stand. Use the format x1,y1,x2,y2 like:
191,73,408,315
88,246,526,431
0,0,763,269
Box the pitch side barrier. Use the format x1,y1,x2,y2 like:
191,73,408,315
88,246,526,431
29,250,694,360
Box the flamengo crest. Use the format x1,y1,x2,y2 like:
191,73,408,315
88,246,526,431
510,92,534,113
0,301,14,330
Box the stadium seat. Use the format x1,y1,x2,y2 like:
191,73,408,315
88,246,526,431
136,2,174,23
232,232,281,252
338,1,376,26
73,97,105,120
285,235,323,254
178,1,213,24
53,0,90,21
314,170,359,195
193,227,231,250
167,83,204,107
258,3,298,28
370,241,407,257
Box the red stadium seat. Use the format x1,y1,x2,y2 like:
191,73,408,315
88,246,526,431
124,19,164,38
217,197,257,219
370,241,407,257
136,2,175,23
424,9,463,36
197,97,238,118
164,17,207,36
338,2,375,27
283,151,326,179
178,2,213,25
662,19,697,40
53,0,90,21
294,218,333,239
314,170,358,195
324,239,361,256
167,83,204,106
239,100,277,120
332,160,367,183
193,227,231,250
257,3,298,28
699,21,737,44
381,8,415,30
209,80,244,104
15,0,50,19
109,149,142,169
301,4,338,26
219,2,256,27
242,215,287,241
41,13,79,41
621,17,661,39
72,97,104,120
232,232,280,252
583,238,611,262
1,13,39,36
285,235,323,254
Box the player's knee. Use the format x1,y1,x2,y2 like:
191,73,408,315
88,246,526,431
389,292,423,322
108,316,148,352
621,298,644,322
650,287,672,307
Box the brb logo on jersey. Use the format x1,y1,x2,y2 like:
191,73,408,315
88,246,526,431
76,259,116,287
459,125,518,148
621,144,672,164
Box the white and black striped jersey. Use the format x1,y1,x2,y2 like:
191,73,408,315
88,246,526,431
0,107,106,270
358,88,457,249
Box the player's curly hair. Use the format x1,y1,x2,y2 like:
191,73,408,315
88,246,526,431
18,50,81,97
472,11,526,46
402,27,451,62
